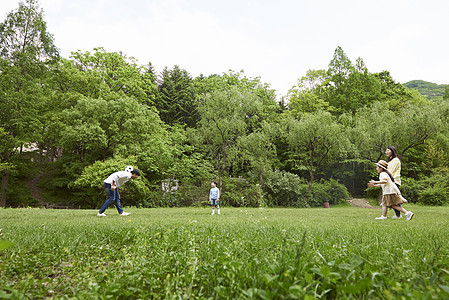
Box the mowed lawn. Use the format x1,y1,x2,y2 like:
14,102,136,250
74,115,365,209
0,205,448,299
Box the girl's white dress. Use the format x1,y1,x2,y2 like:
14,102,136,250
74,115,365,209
379,172,406,207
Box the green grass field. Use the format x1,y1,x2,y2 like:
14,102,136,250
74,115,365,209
1,205,448,299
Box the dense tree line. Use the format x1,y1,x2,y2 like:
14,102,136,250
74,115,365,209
1,0,449,208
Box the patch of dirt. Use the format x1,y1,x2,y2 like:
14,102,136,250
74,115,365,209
348,198,379,209
26,173,47,207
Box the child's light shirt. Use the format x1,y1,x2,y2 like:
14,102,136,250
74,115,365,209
209,187,220,200
104,171,131,187
379,172,400,195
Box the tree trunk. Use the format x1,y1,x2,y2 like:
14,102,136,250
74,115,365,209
308,170,314,194
0,171,9,207
218,144,227,189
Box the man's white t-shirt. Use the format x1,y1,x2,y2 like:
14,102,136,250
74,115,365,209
104,171,131,187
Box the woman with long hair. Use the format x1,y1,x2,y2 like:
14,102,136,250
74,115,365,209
386,146,402,218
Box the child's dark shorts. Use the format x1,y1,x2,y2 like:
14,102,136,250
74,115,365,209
210,199,219,206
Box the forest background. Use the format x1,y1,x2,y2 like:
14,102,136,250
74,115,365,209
1,0,449,209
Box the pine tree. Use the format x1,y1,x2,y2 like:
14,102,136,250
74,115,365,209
156,65,199,127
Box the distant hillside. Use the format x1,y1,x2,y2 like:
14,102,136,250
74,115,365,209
403,80,447,100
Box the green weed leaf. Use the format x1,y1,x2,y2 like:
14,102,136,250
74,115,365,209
440,285,449,294
0,240,14,251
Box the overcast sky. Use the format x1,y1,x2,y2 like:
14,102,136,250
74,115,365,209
1,0,448,96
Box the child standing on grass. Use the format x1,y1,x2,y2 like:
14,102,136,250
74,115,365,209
368,160,414,221
209,181,220,215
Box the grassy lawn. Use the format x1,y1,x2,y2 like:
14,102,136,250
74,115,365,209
1,205,448,299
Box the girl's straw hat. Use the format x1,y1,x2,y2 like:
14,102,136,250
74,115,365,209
375,160,388,170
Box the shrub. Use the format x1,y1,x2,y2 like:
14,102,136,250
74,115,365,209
324,178,352,205
399,178,423,204
311,179,351,206
140,188,175,208
263,171,350,207
176,181,211,207
400,175,449,206
221,177,263,207
310,182,330,206
263,170,309,207
418,182,449,206
6,178,39,207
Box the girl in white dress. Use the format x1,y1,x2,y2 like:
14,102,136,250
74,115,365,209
368,160,414,221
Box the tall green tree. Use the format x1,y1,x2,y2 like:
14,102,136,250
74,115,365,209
320,47,383,114
0,0,59,207
43,48,161,177
238,122,277,190
327,46,353,88
284,111,350,192
194,70,279,126
346,102,396,162
393,103,443,159
374,71,427,110
194,86,264,187
68,48,158,105
0,0,58,66
59,97,162,167
35,46,159,145
287,69,333,115
157,65,198,127
349,101,442,163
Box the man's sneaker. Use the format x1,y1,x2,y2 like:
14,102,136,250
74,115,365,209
405,211,414,221
120,212,131,216
392,215,402,219
97,213,106,217
375,216,387,220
